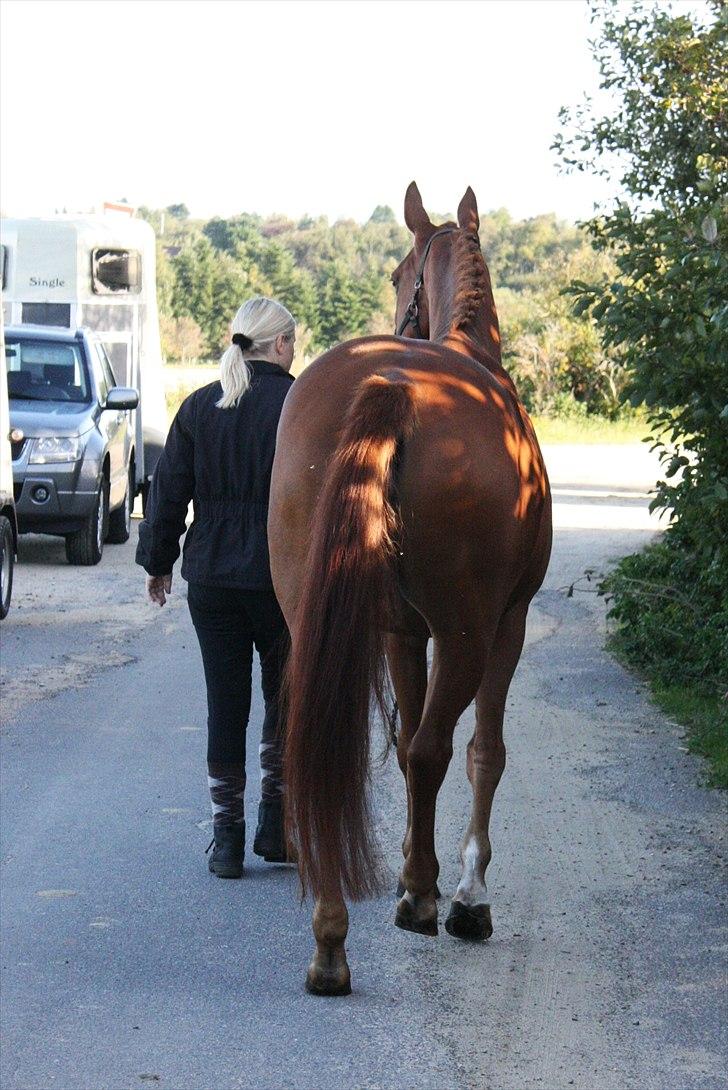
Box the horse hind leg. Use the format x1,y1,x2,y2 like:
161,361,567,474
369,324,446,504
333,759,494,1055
445,602,528,941
396,632,487,936
306,890,352,997
385,624,429,898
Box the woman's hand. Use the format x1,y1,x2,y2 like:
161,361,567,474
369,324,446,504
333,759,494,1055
147,574,173,607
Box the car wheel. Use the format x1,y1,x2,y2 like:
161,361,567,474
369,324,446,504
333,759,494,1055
0,515,14,620
107,463,134,544
65,476,109,566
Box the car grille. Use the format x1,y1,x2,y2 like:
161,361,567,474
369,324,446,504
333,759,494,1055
11,438,27,461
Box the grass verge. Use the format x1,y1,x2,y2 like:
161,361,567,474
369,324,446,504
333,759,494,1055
652,684,728,788
531,413,651,444
603,539,728,790
609,636,728,788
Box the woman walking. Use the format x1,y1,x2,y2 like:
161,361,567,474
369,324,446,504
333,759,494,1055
136,296,296,878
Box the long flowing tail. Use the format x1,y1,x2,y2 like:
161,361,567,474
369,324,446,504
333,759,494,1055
284,371,417,901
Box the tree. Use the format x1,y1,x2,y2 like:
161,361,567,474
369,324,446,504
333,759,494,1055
503,242,626,416
160,315,206,362
170,238,221,354
479,210,584,293
368,205,397,225
208,252,260,355
154,241,176,320
555,0,728,693
318,260,371,347
257,241,321,339
203,214,263,254
150,201,621,408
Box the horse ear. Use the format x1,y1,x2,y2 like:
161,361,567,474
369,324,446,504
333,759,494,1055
404,182,432,236
457,187,479,234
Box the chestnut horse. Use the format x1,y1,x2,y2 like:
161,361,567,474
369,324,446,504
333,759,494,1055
268,183,552,995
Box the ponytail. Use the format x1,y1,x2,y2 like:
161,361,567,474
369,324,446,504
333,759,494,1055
217,296,295,409
217,344,251,410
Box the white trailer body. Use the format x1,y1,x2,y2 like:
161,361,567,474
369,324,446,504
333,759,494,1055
0,307,19,617
0,214,168,490
0,315,13,514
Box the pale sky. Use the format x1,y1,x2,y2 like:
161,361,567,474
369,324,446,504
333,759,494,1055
0,0,660,225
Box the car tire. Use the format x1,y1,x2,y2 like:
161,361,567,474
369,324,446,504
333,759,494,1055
65,476,109,566
107,463,134,544
0,515,14,620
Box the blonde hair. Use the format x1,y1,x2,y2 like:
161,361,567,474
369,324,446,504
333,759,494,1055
217,296,296,409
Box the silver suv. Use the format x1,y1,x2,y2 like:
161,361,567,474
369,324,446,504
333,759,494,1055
5,325,139,565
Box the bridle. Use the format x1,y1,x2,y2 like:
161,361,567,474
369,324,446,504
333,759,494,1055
394,227,458,337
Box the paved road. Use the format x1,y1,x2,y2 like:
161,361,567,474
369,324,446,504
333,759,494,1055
1,445,725,1090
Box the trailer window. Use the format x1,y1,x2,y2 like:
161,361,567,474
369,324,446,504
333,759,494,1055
21,302,71,327
91,249,141,295
5,339,91,403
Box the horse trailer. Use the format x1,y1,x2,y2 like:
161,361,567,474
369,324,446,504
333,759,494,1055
0,213,168,503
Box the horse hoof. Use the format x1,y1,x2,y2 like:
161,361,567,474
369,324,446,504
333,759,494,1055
394,896,438,936
395,911,438,936
304,968,352,997
444,900,493,941
396,879,441,899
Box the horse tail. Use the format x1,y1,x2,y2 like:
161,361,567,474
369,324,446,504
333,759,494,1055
284,371,417,901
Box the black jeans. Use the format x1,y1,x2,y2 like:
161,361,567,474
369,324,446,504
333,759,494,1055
187,582,289,798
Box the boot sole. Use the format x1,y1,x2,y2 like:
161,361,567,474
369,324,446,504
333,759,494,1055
253,846,288,863
208,861,244,879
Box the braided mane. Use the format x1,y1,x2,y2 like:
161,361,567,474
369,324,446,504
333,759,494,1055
450,230,489,331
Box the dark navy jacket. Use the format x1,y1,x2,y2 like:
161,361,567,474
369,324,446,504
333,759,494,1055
135,361,294,588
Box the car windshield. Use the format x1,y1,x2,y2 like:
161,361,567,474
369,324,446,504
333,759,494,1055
5,338,91,403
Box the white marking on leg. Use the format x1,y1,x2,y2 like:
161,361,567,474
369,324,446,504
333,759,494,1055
453,835,489,907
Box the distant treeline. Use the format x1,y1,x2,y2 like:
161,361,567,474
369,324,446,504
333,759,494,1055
140,202,624,417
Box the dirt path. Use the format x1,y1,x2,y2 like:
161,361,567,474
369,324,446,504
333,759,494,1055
1,444,725,1090
410,444,726,1089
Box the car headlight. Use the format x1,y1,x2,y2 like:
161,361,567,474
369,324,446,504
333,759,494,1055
29,436,82,464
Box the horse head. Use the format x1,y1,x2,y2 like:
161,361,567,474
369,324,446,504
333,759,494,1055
392,182,501,363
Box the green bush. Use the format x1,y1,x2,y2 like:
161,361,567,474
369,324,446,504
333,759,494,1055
602,539,728,788
556,0,728,780
601,540,728,697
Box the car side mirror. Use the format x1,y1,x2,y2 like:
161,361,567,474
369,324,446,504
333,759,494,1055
105,387,139,411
